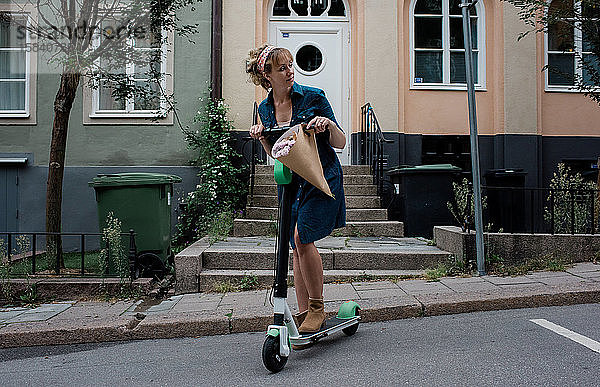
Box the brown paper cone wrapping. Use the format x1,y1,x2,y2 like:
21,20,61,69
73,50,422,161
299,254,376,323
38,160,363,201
272,124,334,198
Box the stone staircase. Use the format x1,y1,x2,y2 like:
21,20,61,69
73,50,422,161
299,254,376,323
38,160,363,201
174,165,454,294
233,165,404,237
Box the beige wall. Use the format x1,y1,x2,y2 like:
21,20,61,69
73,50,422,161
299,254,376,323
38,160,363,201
503,2,537,135
222,0,256,131
365,0,399,133
536,31,600,137
400,0,503,136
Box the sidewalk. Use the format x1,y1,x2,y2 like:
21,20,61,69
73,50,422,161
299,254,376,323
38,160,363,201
1,262,599,348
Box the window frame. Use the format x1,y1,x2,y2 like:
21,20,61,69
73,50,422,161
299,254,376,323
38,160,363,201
269,0,349,22
409,0,486,91
0,9,35,121
87,21,171,120
544,0,600,92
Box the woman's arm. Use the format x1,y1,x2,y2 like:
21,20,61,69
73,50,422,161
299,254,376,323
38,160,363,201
327,121,346,149
307,116,346,149
250,123,274,157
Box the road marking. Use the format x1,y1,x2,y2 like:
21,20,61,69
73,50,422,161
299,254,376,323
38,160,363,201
530,319,600,354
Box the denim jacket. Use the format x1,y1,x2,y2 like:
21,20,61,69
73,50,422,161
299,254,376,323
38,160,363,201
257,82,343,176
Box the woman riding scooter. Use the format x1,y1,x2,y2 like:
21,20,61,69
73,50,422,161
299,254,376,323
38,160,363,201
247,44,347,335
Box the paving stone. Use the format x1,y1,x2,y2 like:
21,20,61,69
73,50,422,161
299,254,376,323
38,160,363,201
525,271,574,279
565,262,600,274
537,276,595,286
323,283,359,301
438,277,499,292
571,271,600,280
219,290,269,308
352,281,399,290
483,276,543,286
6,311,63,323
397,280,454,295
0,310,27,322
356,287,408,299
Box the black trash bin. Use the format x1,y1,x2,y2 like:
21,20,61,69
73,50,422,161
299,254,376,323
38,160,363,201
387,164,461,238
484,169,528,232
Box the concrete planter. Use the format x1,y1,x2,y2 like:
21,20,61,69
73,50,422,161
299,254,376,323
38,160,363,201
434,226,600,265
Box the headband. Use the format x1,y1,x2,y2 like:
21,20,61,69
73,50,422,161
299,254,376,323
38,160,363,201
257,45,276,74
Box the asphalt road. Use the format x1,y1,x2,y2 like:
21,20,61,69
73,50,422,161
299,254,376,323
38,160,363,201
1,303,599,386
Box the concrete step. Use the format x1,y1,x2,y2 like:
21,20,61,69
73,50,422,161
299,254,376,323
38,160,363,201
199,236,451,271
250,184,378,196
247,195,381,209
253,173,373,186
233,219,404,237
254,164,371,175
245,207,388,221
196,269,425,293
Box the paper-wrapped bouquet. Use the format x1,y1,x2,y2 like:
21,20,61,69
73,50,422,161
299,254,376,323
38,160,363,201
271,123,334,198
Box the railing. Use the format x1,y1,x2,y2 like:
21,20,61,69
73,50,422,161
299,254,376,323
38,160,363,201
360,103,394,196
462,186,599,235
243,102,268,207
0,231,137,278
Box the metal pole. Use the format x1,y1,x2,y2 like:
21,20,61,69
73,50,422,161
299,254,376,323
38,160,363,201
461,0,485,275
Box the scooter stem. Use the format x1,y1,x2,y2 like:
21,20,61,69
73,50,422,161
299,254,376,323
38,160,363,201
274,179,295,317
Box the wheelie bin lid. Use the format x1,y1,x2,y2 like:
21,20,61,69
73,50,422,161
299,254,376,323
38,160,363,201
88,173,182,188
387,164,461,175
484,168,527,177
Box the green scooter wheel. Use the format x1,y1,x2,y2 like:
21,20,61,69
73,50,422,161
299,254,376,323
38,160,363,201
262,335,288,373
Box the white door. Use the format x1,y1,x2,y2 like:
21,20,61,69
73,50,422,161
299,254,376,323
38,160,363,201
270,22,350,165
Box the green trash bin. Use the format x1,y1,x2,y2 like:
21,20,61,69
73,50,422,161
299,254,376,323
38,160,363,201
89,173,182,277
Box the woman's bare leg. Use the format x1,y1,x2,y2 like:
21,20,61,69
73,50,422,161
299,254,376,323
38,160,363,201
292,248,309,313
293,226,323,299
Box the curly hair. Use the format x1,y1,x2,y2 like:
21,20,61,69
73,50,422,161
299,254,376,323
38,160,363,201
246,44,293,90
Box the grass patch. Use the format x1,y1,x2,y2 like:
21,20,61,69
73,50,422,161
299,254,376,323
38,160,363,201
487,253,570,276
213,275,262,293
8,251,104,276
424,264,450,282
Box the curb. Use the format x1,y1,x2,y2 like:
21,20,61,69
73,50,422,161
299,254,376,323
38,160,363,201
1,288,599,348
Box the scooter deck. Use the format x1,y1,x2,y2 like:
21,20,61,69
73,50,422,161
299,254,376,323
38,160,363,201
297,316,360,341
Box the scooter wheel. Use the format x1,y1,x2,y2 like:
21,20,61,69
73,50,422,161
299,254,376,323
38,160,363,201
342,310,360,336
262,335,288,373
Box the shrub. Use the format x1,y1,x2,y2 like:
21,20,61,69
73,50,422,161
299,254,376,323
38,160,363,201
174,95,247,246
447,178,488,232
544,163,598,234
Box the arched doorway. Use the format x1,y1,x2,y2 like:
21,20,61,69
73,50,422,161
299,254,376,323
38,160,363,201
269,0,351,164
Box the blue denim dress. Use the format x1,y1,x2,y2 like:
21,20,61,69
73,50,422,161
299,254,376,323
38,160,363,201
258,83,346,249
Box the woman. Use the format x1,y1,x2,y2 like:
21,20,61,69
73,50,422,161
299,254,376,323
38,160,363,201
246,44,347,335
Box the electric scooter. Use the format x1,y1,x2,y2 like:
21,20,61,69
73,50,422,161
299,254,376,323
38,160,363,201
260,125,361,373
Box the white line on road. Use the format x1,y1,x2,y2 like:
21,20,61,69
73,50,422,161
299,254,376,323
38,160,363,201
530,319,600,354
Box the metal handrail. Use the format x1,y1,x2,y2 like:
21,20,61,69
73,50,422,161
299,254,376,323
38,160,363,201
360,103,394,196
245,102,269,208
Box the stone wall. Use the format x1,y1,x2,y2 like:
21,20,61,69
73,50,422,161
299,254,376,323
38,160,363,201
434,226,600,265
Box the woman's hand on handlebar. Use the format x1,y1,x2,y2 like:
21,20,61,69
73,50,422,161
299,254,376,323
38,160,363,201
307,116,331,134
249,124,265,141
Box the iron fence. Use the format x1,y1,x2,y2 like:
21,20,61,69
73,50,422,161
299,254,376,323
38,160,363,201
0,230,137,278
463,186,600,235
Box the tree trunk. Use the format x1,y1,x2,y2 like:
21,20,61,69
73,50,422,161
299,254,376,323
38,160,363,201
46,71,81,272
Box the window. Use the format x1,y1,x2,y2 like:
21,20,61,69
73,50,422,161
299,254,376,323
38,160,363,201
272,0,347,19
0,12,29,116
410,0,485,89
546,0,600,89
90,18,168,118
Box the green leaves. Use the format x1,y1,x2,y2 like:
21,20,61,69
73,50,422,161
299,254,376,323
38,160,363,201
174,95,248,246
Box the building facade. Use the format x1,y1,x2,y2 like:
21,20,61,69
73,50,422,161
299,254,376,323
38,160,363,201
223,0,600,188
0,1,212,234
